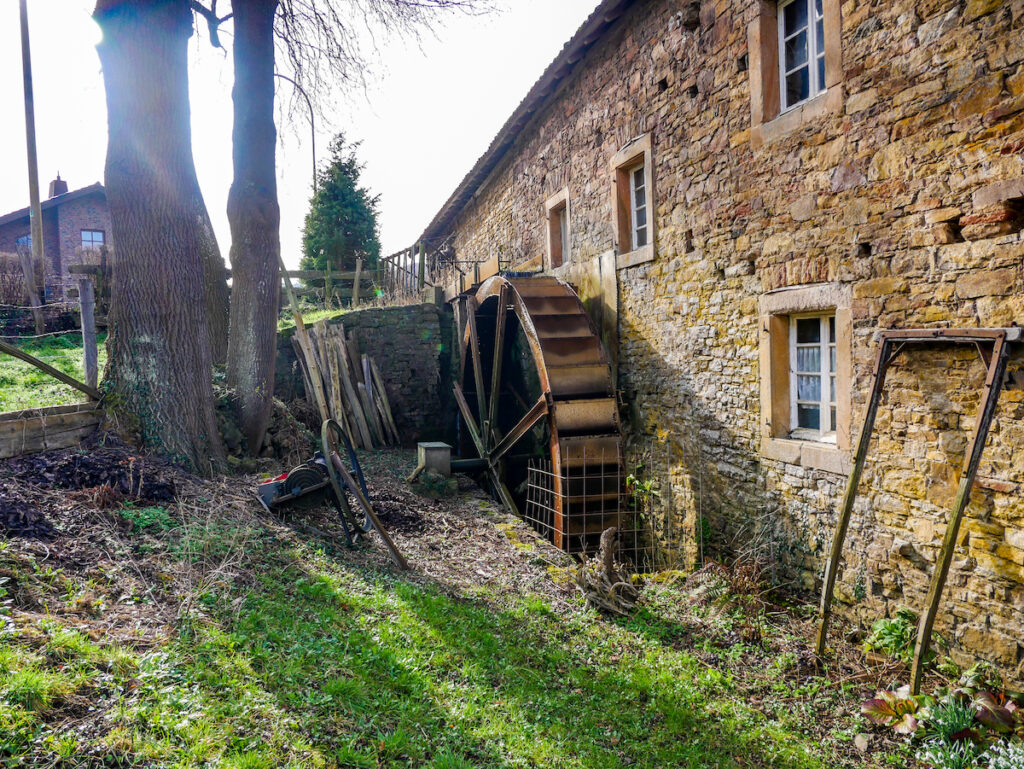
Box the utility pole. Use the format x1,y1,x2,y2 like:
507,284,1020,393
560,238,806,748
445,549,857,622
19,0,46,335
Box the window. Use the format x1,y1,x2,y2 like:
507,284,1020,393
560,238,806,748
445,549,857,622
610,133,655,268
544,188,570,269
747,0,842,147
790,314,836,440
758,284,851,474
15,234,31,249
81,230,105,249
778,0,826,110
629,163,648,250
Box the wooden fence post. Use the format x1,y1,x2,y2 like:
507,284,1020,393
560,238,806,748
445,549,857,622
352,258,362,308
418,242,425,290
78,277,98,390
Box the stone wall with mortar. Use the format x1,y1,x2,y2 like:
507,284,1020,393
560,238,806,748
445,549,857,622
276,303,457,446
437,0,1024,680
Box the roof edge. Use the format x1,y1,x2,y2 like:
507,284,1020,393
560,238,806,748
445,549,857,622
0,183,105,229
417,0,636,247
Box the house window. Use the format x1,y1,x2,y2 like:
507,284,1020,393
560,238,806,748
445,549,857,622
15,234,31,249
779,0,826,110
747,0,842,147
758,284,851,474
629,163,648,250
790,314,836,440
544,188,570,269
81,230,104,249
610,133,655,268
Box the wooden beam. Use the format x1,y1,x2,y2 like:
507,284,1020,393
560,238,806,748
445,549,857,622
465,297,487,436
78,277,98,390
0,338,101,400
910,333,1012,693
816,339,892,657
489,395,547,466
278,255,330,423
487,285,508,444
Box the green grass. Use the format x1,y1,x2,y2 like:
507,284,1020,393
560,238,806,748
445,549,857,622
0,331,107,412
277,307,349,333
0,500,906,767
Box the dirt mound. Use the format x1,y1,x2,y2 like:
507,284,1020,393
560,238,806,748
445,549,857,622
0,488,55,539
371,491,427,534
2,435,177,504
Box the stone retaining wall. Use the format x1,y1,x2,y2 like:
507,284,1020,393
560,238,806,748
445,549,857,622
276,303,457,446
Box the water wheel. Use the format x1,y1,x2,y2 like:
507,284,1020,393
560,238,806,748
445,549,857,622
454,275,629,554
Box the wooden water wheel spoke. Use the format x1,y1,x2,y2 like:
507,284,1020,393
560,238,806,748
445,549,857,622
455,275,627,554
465,297,488,441
489,395,547,466
453,383,486,458
487,284,509,443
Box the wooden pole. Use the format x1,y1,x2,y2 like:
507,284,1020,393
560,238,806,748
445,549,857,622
0,338,101,400
910,335,1011,693
78,277,98,390
418,242,426,291
352,257,362,308
278,254,330,423
816,339,892,658
18,0,45,335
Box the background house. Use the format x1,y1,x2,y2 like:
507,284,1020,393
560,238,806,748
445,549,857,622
0,175,111,299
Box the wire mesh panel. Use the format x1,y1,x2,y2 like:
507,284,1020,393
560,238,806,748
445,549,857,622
525,447,647,564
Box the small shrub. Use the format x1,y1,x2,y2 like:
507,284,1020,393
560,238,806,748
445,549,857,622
864,606,918,662
626,463,660,511
864,606,947,664
862,685,931,734
117,503,176,532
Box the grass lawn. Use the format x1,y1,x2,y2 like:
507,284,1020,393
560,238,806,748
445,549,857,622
0,332,107,412
0,450,912,768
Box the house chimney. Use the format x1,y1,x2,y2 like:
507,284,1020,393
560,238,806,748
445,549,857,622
48,173,68,198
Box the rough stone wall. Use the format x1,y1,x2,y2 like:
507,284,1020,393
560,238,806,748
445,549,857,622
441,0,1024,680
276,303,457,446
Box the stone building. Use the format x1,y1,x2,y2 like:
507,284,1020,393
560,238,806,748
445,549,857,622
419,0,1024,680
0,177,111,298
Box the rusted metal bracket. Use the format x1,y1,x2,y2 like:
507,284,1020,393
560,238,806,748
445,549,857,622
815,327,1019,693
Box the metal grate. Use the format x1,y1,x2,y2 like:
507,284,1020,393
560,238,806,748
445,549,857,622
524,448,647,565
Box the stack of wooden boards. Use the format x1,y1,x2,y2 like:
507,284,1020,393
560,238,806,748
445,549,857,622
291,321,399,449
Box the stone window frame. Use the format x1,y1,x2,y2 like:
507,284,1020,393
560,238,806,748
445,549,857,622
610,133,655,269
544,187,570,270
759,282,852,475
748,0,844,149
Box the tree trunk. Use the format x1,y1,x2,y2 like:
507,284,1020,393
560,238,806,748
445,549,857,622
225,0,281,454
193,190,229,364
94,0,225,474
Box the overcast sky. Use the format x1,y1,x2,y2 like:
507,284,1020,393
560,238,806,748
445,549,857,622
0,0,598,266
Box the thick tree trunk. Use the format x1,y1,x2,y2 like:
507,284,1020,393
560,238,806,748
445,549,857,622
94,0,225,474
225,0,281,454
193,190,229,364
